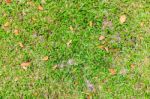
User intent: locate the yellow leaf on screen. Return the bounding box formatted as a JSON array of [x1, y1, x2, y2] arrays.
[[120, 15, 126, 24], [4, 22, 10, 27], [99, 35, 105, 41], [42, 56, 49, 61]]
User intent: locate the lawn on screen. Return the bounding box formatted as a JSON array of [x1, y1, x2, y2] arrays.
[[0, 0, 149, 98]]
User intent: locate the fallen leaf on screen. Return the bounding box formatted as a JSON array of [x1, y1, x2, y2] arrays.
[[14, 29, 19, 35], [120, 15, 126, 24], [140, 22, 144, 27], [5, 0, 11, 4], [89, 21, 93, 27], [69, 26, 74, 31], [109, 68, 116, 75], [42, 56, 49, 61], [99, 35, 105, 41], [38, 5, 43, 11], [131, 64, 135, 69], [14, 77, 19, 82], [41, 0, 46, 4], [104, 47, 109, 52], [119, 68, 128, 75], [4, 22, 10, 27], [19, 42, 24, 48], [21, 62, 30, 67], [98, 45, 104, 49], [66, 40, 72, 47], [21, 62, 30, 70]]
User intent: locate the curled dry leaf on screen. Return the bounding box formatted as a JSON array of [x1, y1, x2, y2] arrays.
[[109, 68, 116, 75], [38, 5, 43, 11], [99, 35, 105, 41], [42, 56, 49, 61], [14, 29, 19, 35], [19, 42, 24, 48], [120, 15, 126, 24], [5, 0, 11, 4]]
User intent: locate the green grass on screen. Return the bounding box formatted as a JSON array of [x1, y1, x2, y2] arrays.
[[0, 0, 150, 98]]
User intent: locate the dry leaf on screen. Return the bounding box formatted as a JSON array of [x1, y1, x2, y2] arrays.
[[5, 0, 11, 4], [41, 0, 46, 4], [120, 15, 126, 24], [99, 35, 105, 41], [109, 68, 116, 75], [42, 56, 49, 61], [69, 26, 74, 31], [140, 22, 144, 27], [104, 47, 109, 52], [131, 64, 135, 69], [119, 68, 128, 75], [21, 62, 30, 67], [98, 45, 104, 49], [4, 22, 10, 27], [14, 29, 19, 35], [67, 40, 72, 47], [21, 62, 30, 70], [38, 5, 43, 11], [19, 42, 24, 48], [89, 21, 93, 27]]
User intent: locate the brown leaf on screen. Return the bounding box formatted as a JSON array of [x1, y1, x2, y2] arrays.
[[14, 29, 19, 35], [120, 15, 126, 24], [109, 68, 116, 75], [99, 35, 105, 41], [89, 21, 93, 27], [5, 0, 11, 4], [38, 5, 43, 11], [42, 56, 49, 61], [19, 42, 24, 48], [131, 64, 135, 69]]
